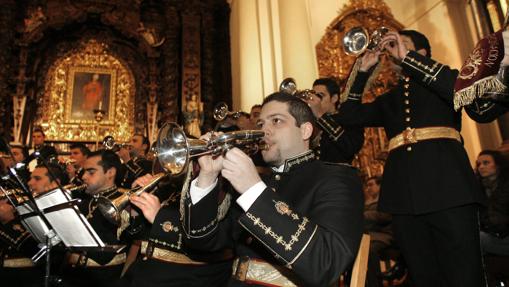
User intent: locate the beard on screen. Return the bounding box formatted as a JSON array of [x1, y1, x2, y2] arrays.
[[261, 146, 282, 167]]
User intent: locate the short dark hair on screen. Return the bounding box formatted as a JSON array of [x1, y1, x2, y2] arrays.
[[69, 143, 90, 157], [313, 78, 340, 96], [251, 104, 262, 110], [35, 162, 69, 185], [478, 150, 509, 182], [134, 134, 150, 155], [367, 175, 382, 186], [262, 92, 315, 127], [399, 30, 431, 58], [33, 127, 45, 137], [11, 145, 29, 160], [87, 149, 122, 175]]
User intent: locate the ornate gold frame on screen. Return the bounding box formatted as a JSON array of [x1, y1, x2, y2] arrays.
[[35, 39, 135, 143]]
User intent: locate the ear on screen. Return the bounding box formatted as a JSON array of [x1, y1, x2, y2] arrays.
[[106, 167, 116, 180], [300, 122, 313, 141], [416, 48, 427, 57], [331, 94, 339, 105]]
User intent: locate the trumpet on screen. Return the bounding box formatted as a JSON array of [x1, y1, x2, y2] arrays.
[[102, 136, 132, 152], [343, 26, 390, 56], [96, 173, 166, 225], [213, 102, 241, 121], [279, 78, 320, 101], [157, 122, 266, 175]]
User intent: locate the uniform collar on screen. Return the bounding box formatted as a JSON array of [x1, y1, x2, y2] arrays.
[[272, 150, 315, 173]]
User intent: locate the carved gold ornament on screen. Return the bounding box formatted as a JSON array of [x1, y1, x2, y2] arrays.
[[35, 39, 135, 143]]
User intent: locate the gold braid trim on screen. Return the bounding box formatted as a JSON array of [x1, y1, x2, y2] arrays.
[[117, 209, 130, 240], [340, 58, 382, 103], [179, 165, 193, 222], [453, 75, 506, 110]]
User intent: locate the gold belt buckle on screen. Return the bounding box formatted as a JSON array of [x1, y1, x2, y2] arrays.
[[402, 128, 417, 145]]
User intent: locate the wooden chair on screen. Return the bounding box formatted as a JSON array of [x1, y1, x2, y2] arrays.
[[349, 234, 371, 287]]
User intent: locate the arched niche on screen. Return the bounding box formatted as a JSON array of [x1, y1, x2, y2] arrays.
[[34, 39, 135, 143]]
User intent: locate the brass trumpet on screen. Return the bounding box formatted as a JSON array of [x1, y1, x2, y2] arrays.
[[156, 122, 266, 176], [279, 78, 320, 101], [343, 26, 390, 56], [96, 173, 166, 225], [213, 102, 241, 121], [102, 136, 132, 152]]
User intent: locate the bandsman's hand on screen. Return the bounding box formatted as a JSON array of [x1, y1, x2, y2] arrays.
[[132, 173, 154, 189], [129, 192, 161, 224], [380, 31, 408, 62], [360, 50, 382, 72], [196, 132, 224, 188], [221, 148, 261, 194], [0, 199, 15, 224]]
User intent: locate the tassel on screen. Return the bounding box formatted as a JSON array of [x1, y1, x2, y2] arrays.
[[454, 76, 507, 110]]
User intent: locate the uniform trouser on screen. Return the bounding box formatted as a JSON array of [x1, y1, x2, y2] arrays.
[[392, 204, 486, 287]]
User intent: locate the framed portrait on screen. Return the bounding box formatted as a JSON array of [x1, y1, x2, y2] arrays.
[[35, 40, 134, 143], [66, 67, 116, 124]]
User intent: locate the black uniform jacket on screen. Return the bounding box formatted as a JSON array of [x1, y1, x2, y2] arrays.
[[182, 151, 364, 287], [77, 186, 128, 265], [316, 113, 364, 164], [119, 157, 152, 189], [337, 51, 484, 215]]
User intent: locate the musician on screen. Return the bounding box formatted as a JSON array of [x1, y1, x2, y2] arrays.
[[454, 29, 509, 122], [61, 150, 129, 287], [67, 143, 90, 186], [306, 77, 365, 164], [28, 162, 69, 195], [117, 134, 152, 188], [336, 30, 485, 286], [123, 171, 233, 287], [1, 162, 68, 286], [26, 128, 58, 172], [182, 92, 364, 286]]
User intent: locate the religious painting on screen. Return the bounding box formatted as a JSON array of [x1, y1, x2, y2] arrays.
[[34, 39, 135, 143], [67, 67, 115, 121]]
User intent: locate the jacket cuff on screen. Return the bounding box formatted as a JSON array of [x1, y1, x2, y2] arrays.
[[401, 50, 444, 85], [317, 114, 345, 140]]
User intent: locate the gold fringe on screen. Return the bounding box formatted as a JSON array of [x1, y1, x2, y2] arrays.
[[453, 75, 507, 110], [340, 58, 361, 103], [118, 209, 131, 240], [179, 165, 193, 222]]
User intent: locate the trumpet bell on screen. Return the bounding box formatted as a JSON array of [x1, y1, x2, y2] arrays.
[[279, 77, 298, 95], [156, 122, 207, 175], [343, 26, 390, 56]]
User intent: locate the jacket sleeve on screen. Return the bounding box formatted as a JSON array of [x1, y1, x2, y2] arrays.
[[181, 180, 236, 252], [317, 113, 365, 159], [400, 51, 459, 107], [237, 166, 364, 286], [464, 97, 509, 123]]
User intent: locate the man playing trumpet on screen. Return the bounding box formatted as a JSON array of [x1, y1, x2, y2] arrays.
[[336, 29, 485, 286], [180, 92, 363, 286]]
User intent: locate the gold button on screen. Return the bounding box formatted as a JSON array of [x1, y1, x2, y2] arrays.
[[405, 108, 410, 113], [405, 117, 410, 122], [405, 77, 410, 82], [275, 175, 281, 181], [404, 84, 410, 89], [404, 92, 409, 96], [405, 100, 410, 105], [407, 146, 412, 151]]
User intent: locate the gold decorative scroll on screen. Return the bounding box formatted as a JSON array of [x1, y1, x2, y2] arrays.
[[35, 39, 135, 143], [181, 13, 202, 139], [316, 0, 403, 179]]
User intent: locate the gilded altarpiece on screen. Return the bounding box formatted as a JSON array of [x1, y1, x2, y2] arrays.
[[316, 0, 404, 179], [34, 39, 135, 143]]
